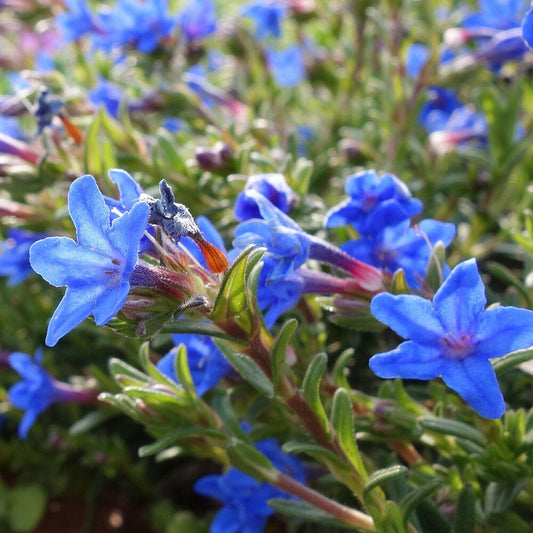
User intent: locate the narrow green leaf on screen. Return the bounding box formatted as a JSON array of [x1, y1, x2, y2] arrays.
[[161, 318, 245, 343], [214, 339, 273, 398], [363, 466, 408, 502], [302, 353, 330, 437], [416, 499, 451, 533], [138, 427, 227, 457], [331, 388, 367, 480], [331, 348, 354, 389], [226, 439, 276, 482], [69, 410, 115, 435], [268, 499, 355, 530], [174, 344, 197, 396], [419, 416, 486, 447], [282, 441, 348, 470], [272, 319, 298, 394], [211, 391, 249, 442], [83, 115, 101, 175], [108, 357, 150, 383], [493, 347, 533, 374], [452, 484, 476, 533], [400, 479, 442, 527], [156, 131, 187, 174]]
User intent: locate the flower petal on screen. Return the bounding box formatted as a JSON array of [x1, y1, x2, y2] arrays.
[[369, 341, 444, 379], [108, 168, 143, 209], [440, 356, 505, 419], [433, 258, 486, 333], [92, 280, 130, 325], [17, 409, 41, 440], [45, 284, 107, 346], [370, 292, 445, 344], [476, 306, 533, 359], [30, 237, 112, 287], [68, 175, 113, 252]]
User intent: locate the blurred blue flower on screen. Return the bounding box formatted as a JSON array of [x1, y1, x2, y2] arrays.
[[369, 258, 533, 419], [29, 175, 149, 346], [324, 170, 423, 237], [266, 45, 306, 87], [8, 350, 95, 439], [241, 1, 287, 40], [88, 79, 124, 118], [342, 219, 456, 288], [0, 229, 48, 286], [55, 0, 102, 42], [234, 173, 297, 221], [195, 437, 306, 533], [161, 117, 183, 132], [419, 88, 487, 153], [98, 0, 177, 53], [462, 0, 527, 32], [157, 334, 232, 396], [178, 0, 217, 42]]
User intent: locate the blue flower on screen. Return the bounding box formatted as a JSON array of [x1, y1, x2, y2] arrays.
[[157, 334, 232, 396], [241, 1, 287, 40], [8, 350, 97, 439], [369, 258, 533, 419], [0, 116, 24, 140], [419, 88, 487, 153], [342, 219, 456, 288], [0, 229, 47, 285], [324, 170, 423, 236], [462, 0, 527, 32], [234, 173, 297, 221], [29, 175, 150, 346], [98, 0, 178, 53], [88, 80, 124, 118], [195, 437, 305, 533], [55, 0, 102, 42], [266, 45, 306, 88], [177, 0, 217, 42]]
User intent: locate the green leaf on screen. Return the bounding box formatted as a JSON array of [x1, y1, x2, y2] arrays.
[[484, 481, 528, 516], [272, 318, 298, 394], [399, 479, 442, 528], [210, 245, 264, 336], [363, 466, 408, 503], [302, 353, 330, 437], [7, 485, 47, 533], [83, 114, 102, 175], [69, 410, 116, 435], [211, 391, 249, 442], [226, 439, 276, 482], [331, 348, 354, 389], [214, 339, 274, 398], [161, 318, 245, 343], [331, 388, 367, 479], [268, 499, 355, 530], [452, 484, 476, 533], [282, 441, 348, 470], [138, 427, 227, 457], [108, 357, 150, 385], [418, 416, 487, 447], [493, 347, 533, 374], [416, 499, 451, 533], [174, 344, 197, 396]]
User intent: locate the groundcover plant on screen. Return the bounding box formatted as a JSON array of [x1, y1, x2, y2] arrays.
[[1, 0, 533, 532]]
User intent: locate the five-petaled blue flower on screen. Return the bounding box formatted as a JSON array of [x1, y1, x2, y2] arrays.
[[342, 219, 456, 288], [324, 170, 423, 236], [0, 229, 48, 286], [29, 175, 149, 346], [369, 258, 533, 419], [157, 333, 233, 396], [195, 437, 306, 533]]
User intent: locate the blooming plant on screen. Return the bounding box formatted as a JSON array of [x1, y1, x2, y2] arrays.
[[1, 1, 533, 532]]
